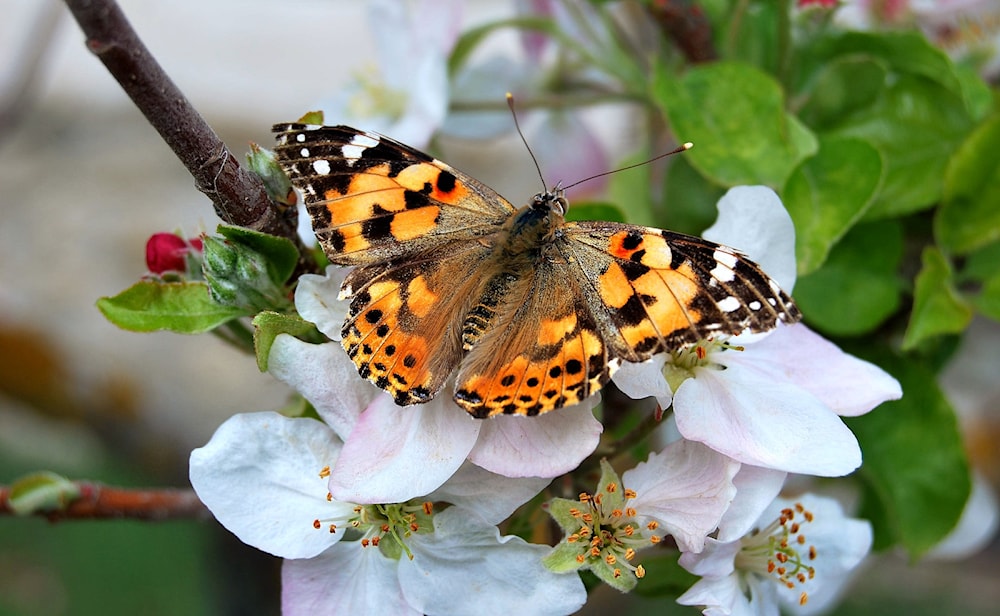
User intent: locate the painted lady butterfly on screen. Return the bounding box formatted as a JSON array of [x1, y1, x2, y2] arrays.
[[272, 123, 800, 418]]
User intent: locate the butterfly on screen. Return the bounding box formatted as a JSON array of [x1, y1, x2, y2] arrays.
[[272, 123, 800, 418]]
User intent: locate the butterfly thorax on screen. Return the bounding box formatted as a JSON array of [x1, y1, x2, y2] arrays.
[[459, 191, 568, 353], [497, 190, 567, 258]]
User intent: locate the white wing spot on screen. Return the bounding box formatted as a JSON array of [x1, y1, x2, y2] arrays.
[[312, 159, 332, 175], [717, 296, 741, 313], [749, 300, 762, 311], [300, 147, 310, 157], [710, 250, 738, 282], [768, 297, 777, 306], [296, 133, 306, 142]]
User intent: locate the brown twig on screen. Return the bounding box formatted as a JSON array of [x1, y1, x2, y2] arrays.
[[647, 0, 718, 63], [62, 0, 314, 271], [1, 483, 210, 522]]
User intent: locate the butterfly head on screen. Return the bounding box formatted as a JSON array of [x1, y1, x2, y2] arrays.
[[530, 183, 568, 217]]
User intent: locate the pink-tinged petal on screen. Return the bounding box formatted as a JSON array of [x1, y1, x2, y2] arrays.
[[612, 355, 673, 408], [426, 462, 551, 525], [673, 363, 862, 476], [329, 395, 481, 504], [268, 335, 375, 438], [469, 397, 603, 478], [703, 186, 797, 291], [676, 565, 744, 613], [282, 544, 416, 616], [189, 412, 352, 559], [744, 323, 902, 417], [624, 440, 739, 553], [400, 509, 587, 616], [294, 267, 350, 340], [716, 465, 787, 542]]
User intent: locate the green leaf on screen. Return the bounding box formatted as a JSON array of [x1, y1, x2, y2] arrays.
[[566, 201, 626, 224], [297, 110, 324, 124], [902, 247, 973, 350], [216, 224, 299, 286], [796, 56, 887, 130], [97, 280, 246, 334], [935, 113, 1000, 255], [793, 220, 904, 336], [655, 61, 818, 187], [830, 75, 975, 219], [252, 311, 325, 372], [8, 471, 80, 515], [781, 136, 883, 274], [660, 155, 725, 236], [844, 352, 971, 557], [805, 31, 965, 97], [632, 552, 697, 598], [975, 273, 1000, 322]]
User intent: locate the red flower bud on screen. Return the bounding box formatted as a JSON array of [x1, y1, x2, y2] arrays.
[[146, 233, 203, 274]]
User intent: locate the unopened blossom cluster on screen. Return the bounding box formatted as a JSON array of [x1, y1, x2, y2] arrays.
[[190, 184, 903, 615]]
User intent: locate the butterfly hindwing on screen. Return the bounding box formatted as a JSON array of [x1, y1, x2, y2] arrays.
[[562, 222, 800, 361]]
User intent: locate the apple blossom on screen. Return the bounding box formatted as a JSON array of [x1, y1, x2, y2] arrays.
[[189, 411, 586, 615], [677, 493, 873, 616]]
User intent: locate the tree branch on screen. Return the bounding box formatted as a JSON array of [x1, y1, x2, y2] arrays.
[[63, 0, 314, 271], [1, 483, 210, 521]]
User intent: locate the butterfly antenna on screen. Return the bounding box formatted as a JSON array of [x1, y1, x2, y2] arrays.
[[560, 142, 694, 192], [507, 93, 548, 193]]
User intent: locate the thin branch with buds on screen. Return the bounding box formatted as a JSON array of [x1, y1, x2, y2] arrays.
[[62, 0, 314, 272], [1, 483, 209, 521]]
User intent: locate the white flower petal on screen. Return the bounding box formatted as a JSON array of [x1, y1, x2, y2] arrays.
[[624, 440, 739, 553], [678, 536, 741, 578], [268, 335, 375, 438], [328, 395, 481, 504], [676, 570, 747, 616], [673, 362, 862, 476], [746, 324, 902, 417], [400, 508, 587, 616], [426, 461, 551, 525], [189, 412, 352, 559], [703, 186, 797, 291], [469, 396, 603, 478], [613, 355, 673, 408], [294, 267, 350, 340], [716, 465, 787, 542], [763, 495, 872, 614], [282, 543, 416, 615]]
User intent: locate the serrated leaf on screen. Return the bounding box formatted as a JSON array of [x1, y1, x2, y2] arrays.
[[8, 471, 80, 515], [655, 61, 817, 188], [805, 31, 965, 97], [296, 110, 324, 124], [830, 75, 974, 219], [216, 224, 299, 286], [797, 57, 888, 130], [252, 311, 325, 371], [844, 352, 970, 557], [793, 220, 903, 336], [902, 247, 973, 350], [97, 281, 247, 334], [782, 136, 883, 274], [935, 113, 1000, 255]]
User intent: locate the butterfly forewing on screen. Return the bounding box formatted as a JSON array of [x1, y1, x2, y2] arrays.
[[272, 123, 514, 266]]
